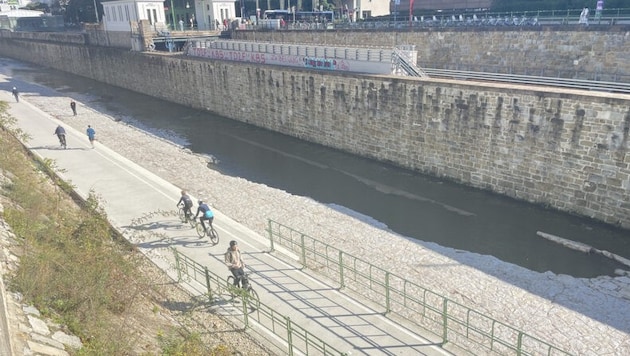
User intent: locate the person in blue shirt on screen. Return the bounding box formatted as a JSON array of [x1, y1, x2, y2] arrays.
[[194, 200, 214, 233], [86, 125, 96, 148]]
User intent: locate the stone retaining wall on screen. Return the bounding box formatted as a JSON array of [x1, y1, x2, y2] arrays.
[[0, 36, 628, 230], [234, 27, 630, 80]]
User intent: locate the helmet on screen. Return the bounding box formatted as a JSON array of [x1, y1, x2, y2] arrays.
[[230, 240, 237, 247]]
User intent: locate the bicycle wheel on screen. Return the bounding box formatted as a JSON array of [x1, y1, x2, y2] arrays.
[[208, 226, 219, 244], [187, 216, 196, 229], [177, 208, 186, 223], [247, 287, 260, 310], [226, 276, 237, 298], [195, 221, 206, 237]]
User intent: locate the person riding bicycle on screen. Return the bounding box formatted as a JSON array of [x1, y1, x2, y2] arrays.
[[194, 200, 214, 233], [225, 240, 246, 288], [53, 125, 67, 148], [176, 190, 193, 222]]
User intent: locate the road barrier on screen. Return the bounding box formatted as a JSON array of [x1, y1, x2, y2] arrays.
[[171, 248, 347, 355], [266, 219, 574, 356]]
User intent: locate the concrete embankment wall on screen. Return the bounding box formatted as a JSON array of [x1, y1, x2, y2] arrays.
[[0, 35, 629, 229]]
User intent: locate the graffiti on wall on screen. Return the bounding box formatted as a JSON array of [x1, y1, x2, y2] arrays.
[[188, 47, 353, 72]]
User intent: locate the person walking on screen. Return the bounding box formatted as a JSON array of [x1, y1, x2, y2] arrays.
[[70, 101, 77, 116], [595, 0, 604, 21], [225, 240, 245, 288], [11, 87, 19, 102], [86, 125, 96, 148], [579, 6, 589, 25]]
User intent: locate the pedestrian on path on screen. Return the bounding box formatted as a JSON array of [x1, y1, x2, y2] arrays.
[[86, 125, 96, 148], [225, 240, 245, 288], [70, 101, 77, 116], [579, 6, 589, 25], [11, 87, 19, 102]]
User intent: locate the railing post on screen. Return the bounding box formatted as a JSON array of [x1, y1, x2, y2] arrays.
[[242, 294, 250, 328], [442, 298, 448, 344], [205, 266, 212, 302], [517, 332, 523, 356], [268, 219, 275, 252], [300, 234, 307, 267], [286, 317, 294, 356], [385, 272, 391, 313], [173, 248, 182, 282], [339, 250, 345, 288]]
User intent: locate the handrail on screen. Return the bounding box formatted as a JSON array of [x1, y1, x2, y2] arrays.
[[171, 248, 347, 355], [392, 47, 428, 78], [422, 68, 630, 94], [266, 219, 575, 356]]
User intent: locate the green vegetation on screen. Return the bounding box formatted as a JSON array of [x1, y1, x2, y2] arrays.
[[0, 102, 214, 354]]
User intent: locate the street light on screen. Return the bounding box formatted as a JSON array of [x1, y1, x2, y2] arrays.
[[170, 0, 176, 30], [93, 0, 99, 22]]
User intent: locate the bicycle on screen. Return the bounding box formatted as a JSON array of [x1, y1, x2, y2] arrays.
[[57, 134, 67, 149], [177, 204, 196, 229], [194, 217, 219, 244], [227, 272, 259, 310]]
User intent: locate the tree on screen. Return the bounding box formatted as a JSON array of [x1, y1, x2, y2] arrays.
[[64, 0, 102, 24]]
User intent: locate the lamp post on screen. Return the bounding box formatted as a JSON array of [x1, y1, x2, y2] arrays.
[[93, 0, 99, 22], [170, 0, 176, 30]]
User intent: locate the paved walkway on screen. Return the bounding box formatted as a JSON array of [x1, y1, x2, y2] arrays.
[[0, 69, 629, 355], [1, 85, 453, 355]]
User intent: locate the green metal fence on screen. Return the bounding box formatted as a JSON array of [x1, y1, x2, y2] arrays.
[[171, 248, 347, 356], [266, 219, 575, 356]]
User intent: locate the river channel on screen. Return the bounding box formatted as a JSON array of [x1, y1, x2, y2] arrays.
[[4, 59, 630, 278]]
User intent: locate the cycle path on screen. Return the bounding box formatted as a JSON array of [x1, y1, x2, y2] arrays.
[[5, 93, 453, 356]]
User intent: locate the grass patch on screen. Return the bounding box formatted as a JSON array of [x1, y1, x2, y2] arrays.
[[0, 102, 220, 354]]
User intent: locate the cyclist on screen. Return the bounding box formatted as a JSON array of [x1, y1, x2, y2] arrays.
[[176, 190, 193, 222], [194, 200, 214, 233], [53, 125, 67, 149], [225, 240, 246, 288]]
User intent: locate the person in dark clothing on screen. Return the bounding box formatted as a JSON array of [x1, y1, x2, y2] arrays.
[[194, 200, 214, 233], [70, 101, 77, 116], [11, 87, 19, 102], [54, 125, 67, 149], [177, 190, 194, 222]]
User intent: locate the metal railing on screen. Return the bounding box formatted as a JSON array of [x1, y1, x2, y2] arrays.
[[393, 47, 427, 77], [238, 8, 630, 31], [266, 219, 574, 356], [417, 61, 630, 84], [171, 248, 347, 356], [421, 68, 630, 94]]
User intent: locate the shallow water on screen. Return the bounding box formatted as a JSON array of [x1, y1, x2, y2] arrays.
[[5, 59, 630, 278]]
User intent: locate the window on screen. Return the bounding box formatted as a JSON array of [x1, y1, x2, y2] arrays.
[[147, 9, 152, 23]]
